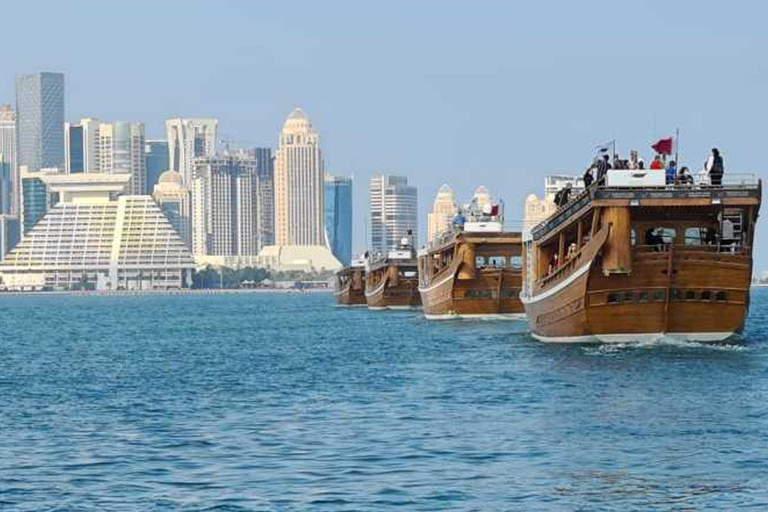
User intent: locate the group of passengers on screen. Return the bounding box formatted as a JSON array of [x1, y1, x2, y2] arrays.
[[644, 225, 720, 252], [582, 148, 725, 189]]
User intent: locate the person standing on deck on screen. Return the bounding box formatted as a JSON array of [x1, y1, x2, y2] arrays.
[[706, 148, 724, 185], [665, 160, 677, 185]]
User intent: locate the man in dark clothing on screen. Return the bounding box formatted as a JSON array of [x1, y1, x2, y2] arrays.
[[583, 166, 594, 188], [707, 148, 724, 186], [596, 156, 608, 184]]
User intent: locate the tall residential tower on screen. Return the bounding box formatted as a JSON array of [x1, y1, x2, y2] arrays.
[[165, 118, 218, 185], [273, 108, 324, 246], [369, 174, 418, 254], [190, 154, 258, 257], [427, 184, 458, 243], [98, 122, 146, 194]]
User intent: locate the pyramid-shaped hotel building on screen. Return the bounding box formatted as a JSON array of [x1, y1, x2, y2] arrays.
[[0, 173, 194, 291]]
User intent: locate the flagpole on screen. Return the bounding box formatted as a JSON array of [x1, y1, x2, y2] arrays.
[[674, 127, 680, 166]]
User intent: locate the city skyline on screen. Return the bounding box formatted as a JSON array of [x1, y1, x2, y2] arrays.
[[0, 1, 766, 266]]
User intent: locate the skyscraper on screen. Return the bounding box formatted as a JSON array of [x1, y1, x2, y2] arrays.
[[191, 154, 258, 257], [273, 108, 324, 246], [153, 170, 191, 248], [145, 139, 169, 192], [427, 184, 458, 243], [369, 174, 418, 254], [64, 118, 100, 173], [253, 147, 274, 248], [324, 174, 352, 266], [14, 72, 65, 173], [0, 105, 17, 214], [0, 161, 11, 215], [64, 123, 84, 173], [165, 118, 218, 185], [99, 122, 146, 194]]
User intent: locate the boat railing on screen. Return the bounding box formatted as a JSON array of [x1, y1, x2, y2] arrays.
[[634, 243, 749, 255], [424, 219, 526, 250], [536, 246, 585, 289], [531, 174, 761, 240]]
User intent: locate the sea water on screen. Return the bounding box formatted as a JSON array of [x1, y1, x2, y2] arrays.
[[1, 290, 767, 510]]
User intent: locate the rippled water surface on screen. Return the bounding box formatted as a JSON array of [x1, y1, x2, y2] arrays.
[[1, 290, 768, 510]]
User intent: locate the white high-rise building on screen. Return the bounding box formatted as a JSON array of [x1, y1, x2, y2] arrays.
[[190, 154, 258, 258], [153, 170, 191, 248], [99, 122, 146, 194], [369, 174, 418, 254], [0, 105, 17, 215], [165, 118, 218, 185], [427, 184, 458, 243], [273, 108, 324, 246]]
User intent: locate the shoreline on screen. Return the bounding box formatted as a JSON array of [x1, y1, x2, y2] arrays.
[[0, 288, 333, 298]]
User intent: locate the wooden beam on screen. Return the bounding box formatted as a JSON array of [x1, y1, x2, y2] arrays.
[[591, 207, 601, 236], [577, 220, 583, 248]]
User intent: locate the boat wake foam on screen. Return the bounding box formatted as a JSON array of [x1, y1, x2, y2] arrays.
[[581, 335, 749, 355]]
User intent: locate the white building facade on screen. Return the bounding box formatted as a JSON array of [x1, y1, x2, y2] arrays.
[[191, 155, 258, 258], [153, 170, 192, 248], [426, 183, 458, 243], [98, 122, 146, 195], [166, 118, 218, 185], [0, 173, 194, 291], [369, 174, 418, 254]]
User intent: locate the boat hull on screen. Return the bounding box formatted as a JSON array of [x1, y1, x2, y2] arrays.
[[523, 251, 751, 343], [365, 278, 421, 309], [419, 268, 524, 319], [334, 283, 366, 306]]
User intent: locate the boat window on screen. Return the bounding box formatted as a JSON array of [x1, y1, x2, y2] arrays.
[[715, 291, 727, 301], [671, 288, 681, 300], [638, 291, 649, 302], [607, 293, 620, 304], [624, 291, 635, 302], [487, 256, 506, 267], [684, 227, 704, 245], [510, 256, 522, 269], [659, 228, 676, 244], [400, 270, 417, 278], [701, 290, 712, 300], [630, 228, 636, 246], [475, 256, 486, 267], [652, 290, 666, 301], [684, 290, 696, 300]]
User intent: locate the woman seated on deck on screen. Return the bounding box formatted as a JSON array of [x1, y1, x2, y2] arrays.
[[676, 166, 694, 185]]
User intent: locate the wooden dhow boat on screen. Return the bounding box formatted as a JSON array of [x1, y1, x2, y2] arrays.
[[334, 259, 366, 306], [520, 168, 761, 343], [418, 205, 524, 319], [365, 237, 421, 309]]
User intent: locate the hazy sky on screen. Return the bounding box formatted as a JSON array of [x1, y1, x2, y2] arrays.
[[1, 1, 766, 266]]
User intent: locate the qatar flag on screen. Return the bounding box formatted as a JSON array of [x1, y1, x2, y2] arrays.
[[651, 137, 674, 155]]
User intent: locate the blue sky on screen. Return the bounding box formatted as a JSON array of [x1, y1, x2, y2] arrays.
[[1, 0, 766, 266]]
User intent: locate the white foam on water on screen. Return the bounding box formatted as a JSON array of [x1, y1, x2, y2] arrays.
[[581, 335, 750, 355]]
